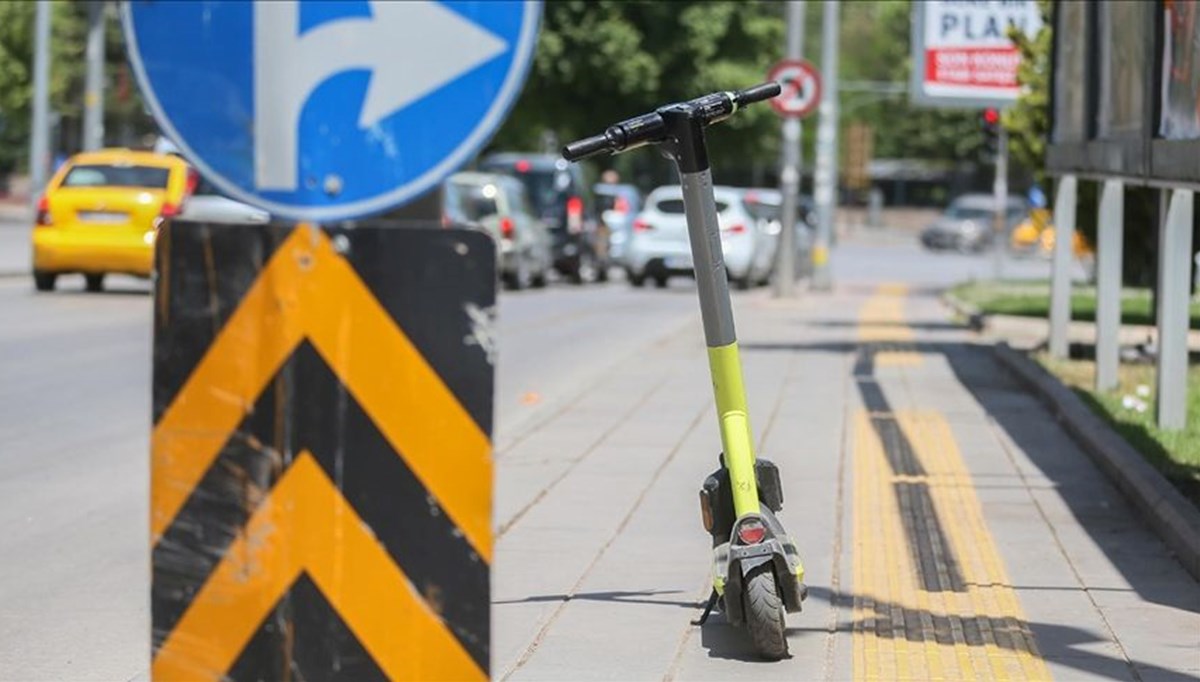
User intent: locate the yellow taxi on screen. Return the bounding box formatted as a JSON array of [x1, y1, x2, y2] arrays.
[[1010, 207, 1094, 258], [31, 149, 194, 292]]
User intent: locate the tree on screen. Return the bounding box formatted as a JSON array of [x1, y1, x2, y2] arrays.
[[0, 2, 85, 174], [0, 1, 154, 177], [488, 1, 785, 185], [1003, 0, 1051, 187], [838, 1, 989, 163]]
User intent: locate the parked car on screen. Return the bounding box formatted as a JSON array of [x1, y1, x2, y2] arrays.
[[31, 148, 193, 292], [444, 171, 553, 290], [741, 188, 816, 281], [594, 183, 643, 267], [920, 193, 1027, 253], [478, 153, 609, 284], [626, 185, 774, 289]]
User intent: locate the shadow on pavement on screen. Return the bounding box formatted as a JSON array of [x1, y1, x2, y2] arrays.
[[492, 589, 703, 610], [802, 318, 967, 332]]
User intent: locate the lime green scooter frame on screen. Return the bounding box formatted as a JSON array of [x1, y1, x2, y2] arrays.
[[708, 342, 760, 517]]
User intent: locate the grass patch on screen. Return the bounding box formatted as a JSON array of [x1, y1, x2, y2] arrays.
[[950, 279, 1200, 328], [1034, 352, 1200, 508]]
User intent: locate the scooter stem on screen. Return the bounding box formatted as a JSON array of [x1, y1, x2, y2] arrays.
[[662, 106, 761, 518]]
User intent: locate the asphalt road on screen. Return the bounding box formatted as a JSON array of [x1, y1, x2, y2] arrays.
[[0, 229, 1059, 679]]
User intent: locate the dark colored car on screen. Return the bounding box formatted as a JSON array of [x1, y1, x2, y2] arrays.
[[921, 194, 1027, 253], [478, 153, 609, 283]]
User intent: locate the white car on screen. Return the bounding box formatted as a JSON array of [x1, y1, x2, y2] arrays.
[[625, 186, 774, 289]]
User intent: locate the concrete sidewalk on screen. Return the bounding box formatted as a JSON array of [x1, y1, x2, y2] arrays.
[[491, 283, 1200, 680]]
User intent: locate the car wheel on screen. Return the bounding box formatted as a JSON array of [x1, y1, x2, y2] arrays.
[[570, 252, 596, 285], [505, 259, 531, 291], [531, 268, 548, 288], [628, 270, 646, 288], [33, 271, 57, 292], [653, 274, 669, 289], [85, 274, 105, 292]]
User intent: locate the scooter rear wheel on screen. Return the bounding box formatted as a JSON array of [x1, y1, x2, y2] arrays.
[[743, 564, 788, 660]]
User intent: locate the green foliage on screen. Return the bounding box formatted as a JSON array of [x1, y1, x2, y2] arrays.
[[1003, 0, 1051, 186], [838, 0, 987, 163], [950, 279, 1200, 328], [0, 2, 154, 176], [0, 1, 87, 172], [488, 1, 785, 178]]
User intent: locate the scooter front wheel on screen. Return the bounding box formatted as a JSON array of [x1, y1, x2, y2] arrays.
[[743, 564, 788, 660]]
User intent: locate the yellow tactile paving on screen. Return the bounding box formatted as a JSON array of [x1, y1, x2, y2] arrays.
[[851, 284, 1049, 681], [857, 284, 921, 367], [851, 411, 1049, 681]]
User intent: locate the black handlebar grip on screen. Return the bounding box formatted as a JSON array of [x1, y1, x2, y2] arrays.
[[735, 82, 782, 106], [562, 133, 614, 162]]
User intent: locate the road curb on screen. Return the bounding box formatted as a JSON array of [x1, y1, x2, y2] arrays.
[[992, 341, 1200, 582], [942, 290, 987, 332]]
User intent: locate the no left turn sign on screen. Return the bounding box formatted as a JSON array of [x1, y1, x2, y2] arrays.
[[768, 59, 821, 119]]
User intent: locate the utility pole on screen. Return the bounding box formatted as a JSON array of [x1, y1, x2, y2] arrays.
[[83, 1, 106, 151], [992, 126, 1008, 280], [812, 0, 838, 291], [29, 1, 52, 208], [775, 0, 804, 298]]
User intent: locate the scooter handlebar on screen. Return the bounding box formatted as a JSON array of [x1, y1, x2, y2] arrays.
[[562, 132, 615, 162], [734, 81, 782, 107], [562, 82, 780, 163]]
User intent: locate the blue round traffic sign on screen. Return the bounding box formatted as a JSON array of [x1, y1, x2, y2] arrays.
[[123, 1, 541, 222]]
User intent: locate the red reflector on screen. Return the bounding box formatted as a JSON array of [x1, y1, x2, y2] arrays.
[[35, 196, 52, 226], [184, 168, 199, 196], [160, 202, 181, 218], [722, 223, 746, 234], [500, 216, 514, 239], [515, 160, 531, 173], [737, 521, 767, 545], [566, 196, 583, 217], [633, 218, 652, 232], [614, 196, 630, 213]]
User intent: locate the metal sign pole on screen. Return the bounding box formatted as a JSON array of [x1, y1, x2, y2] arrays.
[[29, 2, 51, 210], [1156, 189, 1194, 430], [812, 0, 839, 291], [1094, 180, 1124, 392], [1049, 175, 1077, 359], [775, 0, 804, 299], [83, 1, 106, 151], [992, 127, 1008, 280]]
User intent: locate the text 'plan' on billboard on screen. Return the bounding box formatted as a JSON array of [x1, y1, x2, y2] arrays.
[[911, 0, 1043, 108]]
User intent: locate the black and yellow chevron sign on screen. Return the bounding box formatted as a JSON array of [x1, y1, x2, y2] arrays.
[[150, 223, 495, 680]]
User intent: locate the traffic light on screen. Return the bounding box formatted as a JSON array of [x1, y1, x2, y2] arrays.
[[980, 108, 1001, 157]]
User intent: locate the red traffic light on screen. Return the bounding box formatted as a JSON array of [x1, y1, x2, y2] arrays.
[[983, 108, 1000, 125]]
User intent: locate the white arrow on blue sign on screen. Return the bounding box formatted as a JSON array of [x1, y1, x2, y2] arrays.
[[123, 0, 541, 222]]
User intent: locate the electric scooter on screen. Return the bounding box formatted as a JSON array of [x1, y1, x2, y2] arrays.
[[563, 82, 807, 660]]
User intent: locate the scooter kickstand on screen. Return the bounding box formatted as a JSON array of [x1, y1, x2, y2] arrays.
[[692, 589, 719, 626]]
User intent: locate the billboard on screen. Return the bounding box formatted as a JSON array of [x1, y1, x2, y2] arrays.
[[1161, 0, 1200, 140], [911, 0, 1044, 108]]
